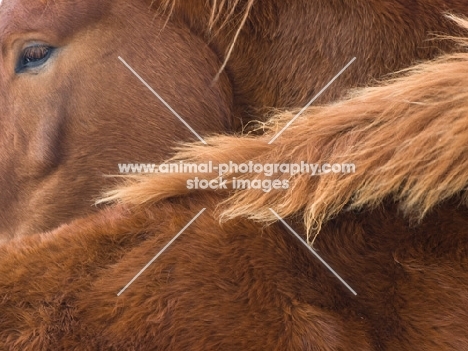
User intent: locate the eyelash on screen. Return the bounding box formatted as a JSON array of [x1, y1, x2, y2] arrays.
[[16, 45, 54, 73]]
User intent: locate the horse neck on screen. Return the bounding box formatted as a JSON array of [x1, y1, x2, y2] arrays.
[[161, 0, 468, 119]]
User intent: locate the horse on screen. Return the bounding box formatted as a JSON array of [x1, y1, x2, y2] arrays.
[[0, 17, 467, 350], [0, 0, 234, 238], [2, 0, 468, 239], [158, 0, 468, 114]]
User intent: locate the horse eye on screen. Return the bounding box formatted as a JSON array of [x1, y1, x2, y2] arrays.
[[16, 45, 54, 73]]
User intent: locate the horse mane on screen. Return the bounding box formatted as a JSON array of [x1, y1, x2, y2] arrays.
[[101, 15, 468, 242], [156, 0, 256, 32], [155, 0, 256, 80]]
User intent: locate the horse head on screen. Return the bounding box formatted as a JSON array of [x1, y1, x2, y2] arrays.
[[0, 0, 233, 237]]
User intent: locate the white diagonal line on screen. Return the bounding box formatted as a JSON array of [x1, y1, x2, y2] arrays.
[[118, 56, 207, 145], [268, 57, 356, 144], [269, 208, 357, 295], [117, 208, 206, 296]]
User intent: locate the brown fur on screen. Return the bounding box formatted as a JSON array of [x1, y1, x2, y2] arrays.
[[3, 0, 468, 239], [157, 0, 468, 117], [104, 16, 468, 241], [0, 19, 468, 350], [0, 0, 233, 237]]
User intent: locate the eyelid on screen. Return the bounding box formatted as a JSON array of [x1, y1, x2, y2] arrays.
[[15, 44, 55, 74], [23, 45, 50, 60]]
